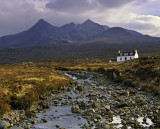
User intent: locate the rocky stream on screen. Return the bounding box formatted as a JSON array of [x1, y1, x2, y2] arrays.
[[0, 70, 160, 129]]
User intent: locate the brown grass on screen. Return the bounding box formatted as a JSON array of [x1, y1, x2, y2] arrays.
[[61, 56, 160, 95], [0, 61, 72, 116], [0, 56, 159, 116]]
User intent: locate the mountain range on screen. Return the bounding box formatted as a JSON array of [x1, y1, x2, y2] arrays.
[[0, 19, 160, 62]]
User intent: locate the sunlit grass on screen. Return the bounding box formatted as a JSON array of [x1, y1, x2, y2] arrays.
[[62, 56, 160, 95], [0, 56, 159, 117], [0, 61, 72, 116], [22, 78, 45, 81]]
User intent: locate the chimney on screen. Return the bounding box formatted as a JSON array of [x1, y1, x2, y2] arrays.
[[135, 49, 137, 53]]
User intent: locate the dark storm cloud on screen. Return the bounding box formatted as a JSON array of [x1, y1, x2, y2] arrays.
[[0, 0, 160, 37], [46, 0, 134, 12], [46, 0, 96, 13], [0, 0, 47, 37]]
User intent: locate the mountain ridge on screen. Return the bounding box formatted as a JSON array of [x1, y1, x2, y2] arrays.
[[0, 19, 160, 63], [0, 19, 154, 48]]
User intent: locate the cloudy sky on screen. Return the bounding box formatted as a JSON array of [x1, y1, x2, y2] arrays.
[[0, 0, 160, 37]]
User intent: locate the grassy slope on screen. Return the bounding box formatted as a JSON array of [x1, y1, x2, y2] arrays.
[[0, 61, 72, 116], [63, 57, 160, 95]]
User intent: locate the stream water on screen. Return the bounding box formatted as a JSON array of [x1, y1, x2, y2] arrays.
[[29, 71, 156, 129]]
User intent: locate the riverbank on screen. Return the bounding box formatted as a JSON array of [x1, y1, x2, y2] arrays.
[[64, 70, 160, 128], [57, 56, 160, 128], [1, 70, 159, 129], [0, 61, 72, 128], [61, 56, 160, 95], [0, 57, 160, 128]]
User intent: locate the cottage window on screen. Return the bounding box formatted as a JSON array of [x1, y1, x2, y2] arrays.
[[124, 53, 128, 56], [130, 57, 132, 59], [120, 57, 122, 60]]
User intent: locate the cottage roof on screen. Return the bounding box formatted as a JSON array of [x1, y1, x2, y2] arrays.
[[117, 51, 136, 56]]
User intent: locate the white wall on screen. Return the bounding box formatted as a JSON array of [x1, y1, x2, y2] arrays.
[[134, 50, 139, 58], [117, 56, 135, 62], [135, 53, 139, 58]]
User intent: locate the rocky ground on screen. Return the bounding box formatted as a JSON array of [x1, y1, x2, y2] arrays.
[[0, 70, 160, 129]]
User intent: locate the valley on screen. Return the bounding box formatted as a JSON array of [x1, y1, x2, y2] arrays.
[[0, 57, 160, 128], [1, 0, 160, 129]]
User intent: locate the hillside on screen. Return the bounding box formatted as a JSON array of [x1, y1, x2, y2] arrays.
[[0, 19, 109, 48], [61, 57, 160, 95], [0, 19, 160, 63], [0, 40, 160, 63], [0, 19, 159, 49]]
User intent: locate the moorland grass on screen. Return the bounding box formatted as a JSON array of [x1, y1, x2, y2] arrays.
[[0, 56, 160, 120], [0, 61, 72, 116], [61, 56, 160, 95]]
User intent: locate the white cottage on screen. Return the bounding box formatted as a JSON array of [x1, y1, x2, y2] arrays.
[[117, 50, 138, 62]]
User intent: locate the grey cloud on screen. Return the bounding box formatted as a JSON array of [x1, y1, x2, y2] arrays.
[[0, 0, 160, 37], [46, 0, 96, 13], [46, 0, 134, 12], [0, 0, 46, 37], [98, 0, 133, 8], [127, 22, 160, 36], [122, 22, 156, 30], [133, 0, 160, 16]]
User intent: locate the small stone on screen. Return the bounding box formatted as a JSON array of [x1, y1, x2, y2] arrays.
[[31, 121, 37, 124], [24, 125, 30, 129], [95, 114, 102, 120], [71, 105, 80, 113], [93, 118, 98, 123], [16, 117, 20, 122], [56, 124, 60, 128], [41, 118, 48, 123]]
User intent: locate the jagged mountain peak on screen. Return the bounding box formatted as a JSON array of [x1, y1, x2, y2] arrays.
[[81, 19, 109, 30], [0, 19, 151, 48], [35, 19, 51, 26], [82, 19, 96, 25], [31, 19, 55, 31]]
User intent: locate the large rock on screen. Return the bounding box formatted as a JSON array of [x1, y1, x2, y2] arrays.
[[104, 105, 110, 111], [94, 114, 102, 120]]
